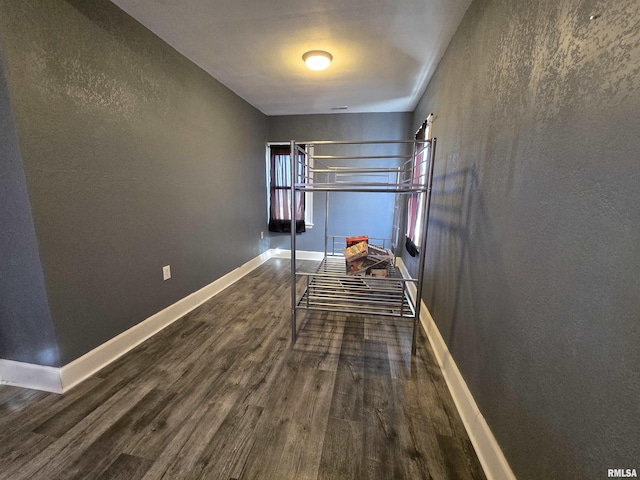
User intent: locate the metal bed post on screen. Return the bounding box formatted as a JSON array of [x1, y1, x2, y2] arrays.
[[393, 165, 402, 268], [290, 140, 298, 343], [324, 192, 329, 258], [411, 138, 437, 354]]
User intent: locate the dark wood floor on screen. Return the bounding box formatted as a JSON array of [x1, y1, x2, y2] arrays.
[[0, 259, 486, 480]]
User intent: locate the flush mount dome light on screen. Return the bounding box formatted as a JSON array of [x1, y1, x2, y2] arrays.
[[302, 50, 333, 71]]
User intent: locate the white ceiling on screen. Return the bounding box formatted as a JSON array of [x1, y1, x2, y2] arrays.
[[111, 0, 471, 116]]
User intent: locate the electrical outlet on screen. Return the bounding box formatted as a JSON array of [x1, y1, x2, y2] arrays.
[[163, 265, 171, 280], [260, 231, 264, 239]]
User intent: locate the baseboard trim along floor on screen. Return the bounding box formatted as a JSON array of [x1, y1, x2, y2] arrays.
[[1, 249, 275, 394], [395, 258, 515, 480], [1, 250, 512, 480], [0, 359, 63, 393]]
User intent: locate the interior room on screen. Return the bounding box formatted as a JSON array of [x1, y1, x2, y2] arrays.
[[1, 1, 638, 479]]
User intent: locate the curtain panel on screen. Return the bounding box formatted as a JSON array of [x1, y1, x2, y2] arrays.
[[405, 121, 428, 257], [268, 145, 306, 234]]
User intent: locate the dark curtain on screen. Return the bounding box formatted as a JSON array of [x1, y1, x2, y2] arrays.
[[268, 145, 306, 234]]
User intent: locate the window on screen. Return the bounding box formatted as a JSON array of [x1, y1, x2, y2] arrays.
[[405, 115, 433, 256], [267, 144, 311, 233]]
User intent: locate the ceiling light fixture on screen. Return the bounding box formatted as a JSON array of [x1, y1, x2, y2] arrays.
[[302, 50, 333, 71]]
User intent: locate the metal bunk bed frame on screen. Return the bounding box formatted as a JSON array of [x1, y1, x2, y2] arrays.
[[289, 139, 436, 354]]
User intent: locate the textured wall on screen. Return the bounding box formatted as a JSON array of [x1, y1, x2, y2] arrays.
[[0, 50, 60, 366], [268, 112, 412, 252], [0, 0, 268, 365], [411, 0, 640, 478]]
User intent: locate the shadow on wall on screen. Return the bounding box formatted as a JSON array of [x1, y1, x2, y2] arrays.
[[427, 166, 477, 337], [418, 160, 595, 479], [427, 165, 481, 350], [425, 163, 515, 376]]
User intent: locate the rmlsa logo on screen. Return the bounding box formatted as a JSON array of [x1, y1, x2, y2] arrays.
[[608, 469, 638, 478]]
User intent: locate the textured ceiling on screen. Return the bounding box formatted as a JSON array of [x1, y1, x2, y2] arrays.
[[111, 0, 471, 115]]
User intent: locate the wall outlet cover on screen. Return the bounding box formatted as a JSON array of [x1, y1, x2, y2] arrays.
[[163, 265, 171, 280]]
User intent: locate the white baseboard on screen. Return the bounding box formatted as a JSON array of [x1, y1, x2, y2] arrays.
[[269, 248, 324, 261], [419, 306, 516, 480], [0, 250, 274, 394], [0, 359, 63, 393], [397, 256, 515, 480]]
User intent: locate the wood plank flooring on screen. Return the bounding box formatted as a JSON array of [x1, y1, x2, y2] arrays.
[[0, 258, 486, 480]]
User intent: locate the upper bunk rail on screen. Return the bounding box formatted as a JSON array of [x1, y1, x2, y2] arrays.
[[291, 139, 432, 192], [296, 139, 429, 146], [311, 167, 405, 174], [310, 154, 413, 160], [293, 183, 428, 193]]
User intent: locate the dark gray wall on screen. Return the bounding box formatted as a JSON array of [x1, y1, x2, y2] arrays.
[[0, 0, 268, 365], [0, 50, 60, 367], [410, 0, 640, 478], [268, 112, 412, 252]]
